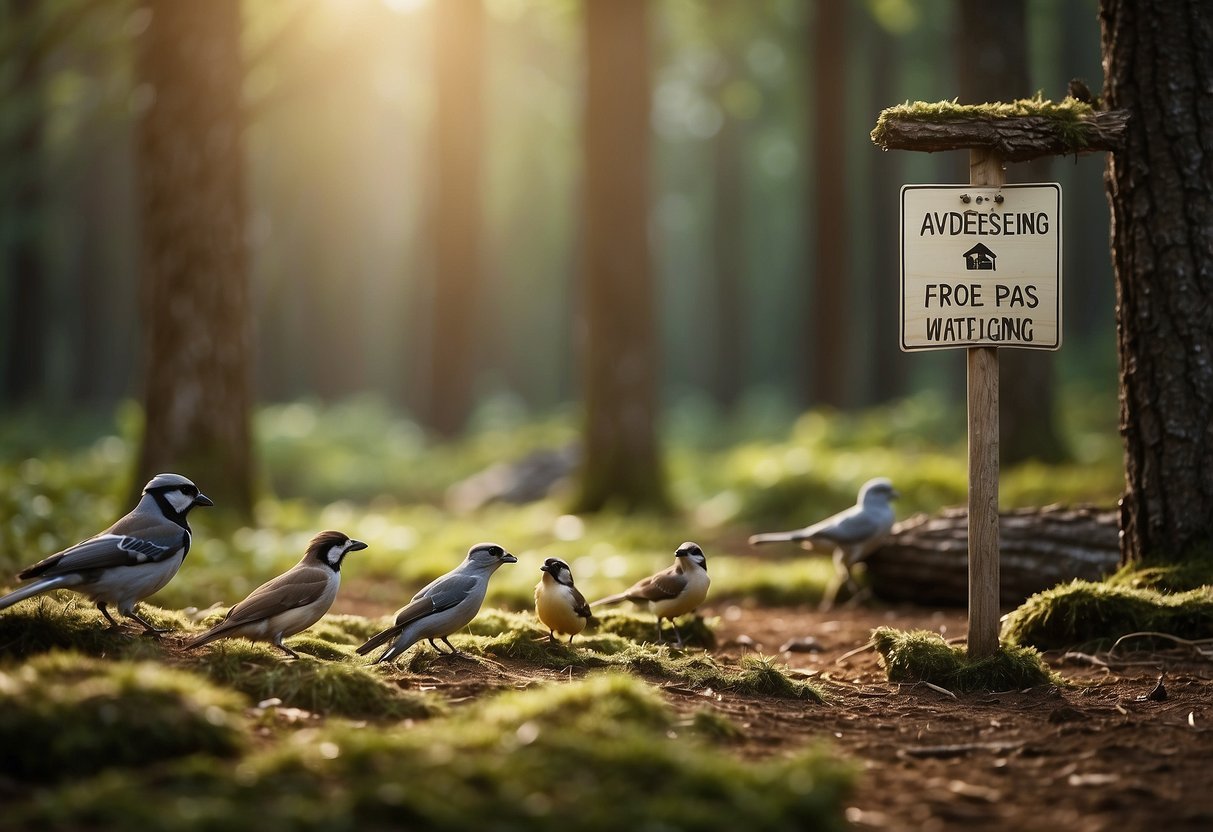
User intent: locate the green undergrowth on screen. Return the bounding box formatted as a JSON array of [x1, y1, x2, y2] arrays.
[[872, 627, 1058, 693], [0, 596, 193, 660], [1002, 580, 1213, 651], [0, 652, 247, 782], [8, 674, 853, 832]]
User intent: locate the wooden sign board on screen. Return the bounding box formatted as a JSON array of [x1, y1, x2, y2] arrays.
[[900, 183, 1061, 351]]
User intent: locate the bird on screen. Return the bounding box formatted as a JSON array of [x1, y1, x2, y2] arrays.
[[355, 542, 517, 664], [534, 557, 592, 645], [0, 472, 213, 633], [184, 530, 367, 659], [592, 542, 710, 647], [748, 477, 899, 611]]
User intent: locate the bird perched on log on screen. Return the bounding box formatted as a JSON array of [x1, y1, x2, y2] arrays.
[[356, 542, 516, 664], [749, 478, 898, 611], [0, 473, 213, 633], [184, 530, 367, 659], [592, 542, 710, 647], [534, 557, 593, 645]]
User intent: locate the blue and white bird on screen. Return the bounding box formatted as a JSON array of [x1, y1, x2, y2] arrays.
[[356, 542, 517, 664], [0, 473, 213, 632], [749, 478, 898, 610]]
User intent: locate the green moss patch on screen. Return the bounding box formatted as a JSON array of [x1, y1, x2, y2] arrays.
[[872, 627, 1057, 693], [0, 596, 193, 660], [11, 674, 852, 831], [593, 608, 717, 648], [190, 640, 439, 720], [0, 652, 246, 781], [1002, 580, 1213, 651]]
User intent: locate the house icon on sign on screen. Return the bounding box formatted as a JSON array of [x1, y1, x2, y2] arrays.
[[963, 243, 997, 271]]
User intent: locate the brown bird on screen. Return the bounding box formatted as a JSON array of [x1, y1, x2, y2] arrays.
[[185, 530, 366, 659], [592, 542, 710, 647]]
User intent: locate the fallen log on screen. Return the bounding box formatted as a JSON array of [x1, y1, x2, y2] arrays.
[[865, 505, 1120, 608]]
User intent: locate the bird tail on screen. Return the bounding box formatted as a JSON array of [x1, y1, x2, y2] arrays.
[[748, 531, 808, 546], [589, 592, 629, 608], [355, 624, 405, 657], [183, 625, 228, 651], [0, 576, 72, 612]]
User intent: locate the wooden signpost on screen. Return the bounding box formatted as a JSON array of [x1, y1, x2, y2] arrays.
[[872, 100, 1126, 659]]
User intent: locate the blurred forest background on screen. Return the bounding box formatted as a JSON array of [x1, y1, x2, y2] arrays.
[[0, 0, 1116, 515]]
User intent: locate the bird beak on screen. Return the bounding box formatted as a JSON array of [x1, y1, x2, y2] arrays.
[[195, 493, 215, 507], [539, 564, 550, 574], [347, 539, 368, 552], [502, 553, 518, 564]]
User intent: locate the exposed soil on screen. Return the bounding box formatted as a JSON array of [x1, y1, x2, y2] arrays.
[[384, 601, 1213, 832]]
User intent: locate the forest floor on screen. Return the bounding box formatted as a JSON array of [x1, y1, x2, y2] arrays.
[[367, 598, 1213, 832]]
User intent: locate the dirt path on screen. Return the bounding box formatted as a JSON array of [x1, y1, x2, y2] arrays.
[[404, 602, 1213, 831]]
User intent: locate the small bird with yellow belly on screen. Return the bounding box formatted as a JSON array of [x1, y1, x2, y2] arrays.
[[534, 557, 592, 645]]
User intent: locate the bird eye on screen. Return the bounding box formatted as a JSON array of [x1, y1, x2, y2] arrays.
[[491, 546, 503, 557]]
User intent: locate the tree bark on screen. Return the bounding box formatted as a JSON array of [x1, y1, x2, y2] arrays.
[[134, 0, 254, 517], [872, 110, 1128, 159], [805, 0, 849, 407], [866, 506, 1120, 607], [1101, 0, 1213, 563], [422, 0, 486, 437], [572, 0, 670, 513]]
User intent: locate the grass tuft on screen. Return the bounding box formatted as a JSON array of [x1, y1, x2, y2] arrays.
[[0, 652, 246, 781], [593, 608, 717, 648], [1002, 580, 1213, 651], [872, 627, 1057, 693], [189, 640, 439, 720], [0, 596, 191, 660]]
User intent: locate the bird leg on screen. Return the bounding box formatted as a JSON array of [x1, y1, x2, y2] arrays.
[[668, 618, 686, 648], [567, 633, 575, 646], [97, 602, 122, 630], [427, 638, 450, 654], [654, 617, 665, 643], [441, 637, 462, 655], [273, 640, 302, 660], [126, 606, 171, 635]]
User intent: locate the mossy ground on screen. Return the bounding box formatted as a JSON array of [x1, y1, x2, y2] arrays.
[[1002, 580, 1213, 652], [872, 626, 1058, 693]]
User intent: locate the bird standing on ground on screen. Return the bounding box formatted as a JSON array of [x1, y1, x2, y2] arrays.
[[0, 473, 213, 633], [592, 542, 710, 647], [356, 542, 517, 664], [748, 477, 898, 611], [534, 557, 592, 645], [184, 530, 367, 659]]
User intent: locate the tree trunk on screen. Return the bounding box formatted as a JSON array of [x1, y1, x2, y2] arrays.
[[133, 0, 254, 517], [2, 0, 45, 406], [710, 49, 745, 412], [572, 0, 669, 513], [422, 0, 485, 437], [866, 506, 1120, 606], [1101, 0, 1213, 564], [805, 0, 849, 407], [954, 0, 1068, 465]]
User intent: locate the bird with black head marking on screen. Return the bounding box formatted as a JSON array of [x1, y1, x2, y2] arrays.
[[356, 542, 517, 664], [592, 542, 710, 647], [534, 557, 593, 645], [185, 530, 367, 659], [0, 473, 213, 633]]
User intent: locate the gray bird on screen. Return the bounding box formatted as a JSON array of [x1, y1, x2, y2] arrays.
[[592, 542, 710, 647], [0, 473, 213, 633], [534, 557, 593, 645], [749, 477, 899, 610], [355, 542, 517, 664], [184, 530, 367, 659]]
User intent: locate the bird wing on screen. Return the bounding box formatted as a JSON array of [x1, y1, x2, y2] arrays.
[[627, 566, 687, 602], [569, 585, 593, 620], [17, 529, 182, 580], [394, 573, 478, 627], [212, 565, 332, 629], [805, 508, 883, 545]]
